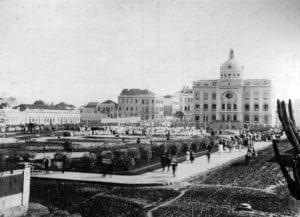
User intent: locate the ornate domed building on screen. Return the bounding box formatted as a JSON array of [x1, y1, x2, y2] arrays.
[[193, 49, 272, 129]]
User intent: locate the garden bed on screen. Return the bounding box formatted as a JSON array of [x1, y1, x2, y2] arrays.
[[30, 179, 180, 217], [153, 185, 297, 217]]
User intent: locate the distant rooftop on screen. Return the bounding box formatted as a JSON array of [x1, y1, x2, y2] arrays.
[[119, 89, 156, 96], [14, 100, 75, 111], [85, 102, 99, 108], [178, 86, 193, 94], [101, 100, 118, 105]]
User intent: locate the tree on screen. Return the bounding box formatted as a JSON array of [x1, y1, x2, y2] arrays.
[[174, 111, 184, 121]]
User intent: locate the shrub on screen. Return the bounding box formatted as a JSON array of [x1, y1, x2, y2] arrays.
[[139, 146, 152, 162], [63, 140, 73, 153], [70, 153, 96, 170], [54, 152, 67, 161], [112, 156, 133, 171], [151, 144, 165, 159], [19, 151, 36, 162], [167, 143, 177, 156], [127, 148, 140, 160]]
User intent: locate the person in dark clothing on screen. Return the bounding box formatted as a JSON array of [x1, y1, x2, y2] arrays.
[[206, 144, 212, 163], [171, 156, 177, 177], [190, 151, 195, 164], [161, 154, 167, 172], [136, 137, 140, 144], [166, 154, 171, 171], [222, 139, 226, 151], [44, 157, 50, 174], [62, 155, 67, 173]]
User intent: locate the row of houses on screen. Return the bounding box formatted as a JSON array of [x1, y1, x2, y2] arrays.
[[79, 87, 194, 125], [0, 50, 278, 129]]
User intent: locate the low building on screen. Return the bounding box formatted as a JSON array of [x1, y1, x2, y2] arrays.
[[97, 100, 118, 118], [0, 101, 81, 127], [118, 89, 164, 121], [79, 102, 107, 126]]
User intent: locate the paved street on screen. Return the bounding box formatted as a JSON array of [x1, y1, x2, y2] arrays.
[[32, 141, 272, 186]]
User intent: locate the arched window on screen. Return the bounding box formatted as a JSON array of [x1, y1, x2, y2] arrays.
[[254, 104, 259, 111], [227, 115, 231, 121], [263, 104, 268, 111], [245, 104, 250, 111], [244, 115, 249, 122]]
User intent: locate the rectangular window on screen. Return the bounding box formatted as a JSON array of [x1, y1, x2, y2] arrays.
[[244, 92, 250, 100], [212, 115, 216, 121], [195, 104, 200, 109], [264, 115, 269, 124], [222, 104, 225, 110], [195, 115, 199, 121], [263, 92, 269, 100], [227, 104, 231, 110], [264, 104, 268, 111], [204, 92, 208, 100], [233, 104, 237, 110], [212, 93, 216, 100], [203, 104, 208, 110], [212, 104, 216, 110], [195, 92, 200, 100], [254, 91, 259, 100]]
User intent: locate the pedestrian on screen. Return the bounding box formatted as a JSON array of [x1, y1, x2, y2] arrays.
[[62, 155, 67, 174], [171, 156, 177, 177], [206, 144, 212, 163], [166, 153, 171, 171], [161, 153, 167, 172], [186, 150, 190, 163], [222, 139, 226, 151], [190, 151, 195, 164], [44, 157, 50, 174]]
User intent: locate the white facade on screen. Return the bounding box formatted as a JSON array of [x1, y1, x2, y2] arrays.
[[0, 108, 80, 126], [193, 49, 272, 129], [175, 87, 194, 120], [118, 89, 164, 120]]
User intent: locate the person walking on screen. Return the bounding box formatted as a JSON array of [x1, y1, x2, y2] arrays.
[[206, 144, 212, 163], [62, 155, 67, 174], [166, 154, 171, 171], [190, 151, 195, 164], [171, 156, 178, 177], [44, 157, 50, 174], [186, 150, 190, 163], [161, 153, 167, 172]]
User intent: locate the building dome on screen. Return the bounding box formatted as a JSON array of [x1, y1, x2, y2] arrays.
[[220, 49, 244, 79]]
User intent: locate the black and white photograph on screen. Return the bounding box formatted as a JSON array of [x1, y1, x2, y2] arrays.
[[0, 0, 300, 216]]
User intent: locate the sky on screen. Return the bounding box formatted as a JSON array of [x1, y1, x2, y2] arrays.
[[0, 0, 300, 107]]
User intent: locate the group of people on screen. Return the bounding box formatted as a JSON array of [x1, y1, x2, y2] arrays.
[[160, 153, 178, 177]]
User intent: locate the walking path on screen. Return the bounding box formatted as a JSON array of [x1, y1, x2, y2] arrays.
[[32, 141, 272, 186]]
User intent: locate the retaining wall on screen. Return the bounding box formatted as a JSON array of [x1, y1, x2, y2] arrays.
[[0, 167, 30, 217]]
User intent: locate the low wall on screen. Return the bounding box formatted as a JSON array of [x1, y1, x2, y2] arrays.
[[0, 167, 30, 217]]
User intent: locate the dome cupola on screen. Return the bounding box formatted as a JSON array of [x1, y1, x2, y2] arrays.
[[220, 49, 244, 79]]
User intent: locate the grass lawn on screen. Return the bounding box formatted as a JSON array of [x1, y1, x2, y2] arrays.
[[30, 179, 180, 216], [190, 140, 292, 189], [153, 140, 298, 217]]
